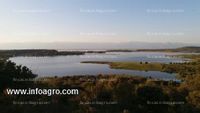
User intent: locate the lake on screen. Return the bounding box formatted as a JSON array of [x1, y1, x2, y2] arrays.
[[10, 52, 186, 80]]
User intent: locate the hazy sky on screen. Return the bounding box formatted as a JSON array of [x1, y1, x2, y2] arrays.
[[0, 0, 199, 44]]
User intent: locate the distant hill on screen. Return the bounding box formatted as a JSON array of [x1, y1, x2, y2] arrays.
[[0, 49, 108, 58], [0, 49, 85, 57], [1, 47, 199, 58], [136, 46, 200, 53], [0, 42, 199, 50]]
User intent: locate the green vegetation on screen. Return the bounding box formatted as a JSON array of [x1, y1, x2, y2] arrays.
[[106, 49, 135, 52], [82, 61, 163, 71], [162, 54, 200, 79], [110, 62, 162, 71], [136, 46, 200, 53], [176, 54, 200, 61], [0, 49, 85, 57], [0, 58, 37, 92], [85, 50, 106, 53]]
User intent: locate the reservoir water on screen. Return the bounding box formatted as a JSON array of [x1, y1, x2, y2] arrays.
[[10, 52, 186, 80]]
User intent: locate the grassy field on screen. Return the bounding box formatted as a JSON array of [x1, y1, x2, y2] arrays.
[[82, 61, 163, 71], [176, 54, 200, 61]]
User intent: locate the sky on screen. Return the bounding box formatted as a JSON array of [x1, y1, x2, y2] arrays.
[[0, 0, 200, 46]]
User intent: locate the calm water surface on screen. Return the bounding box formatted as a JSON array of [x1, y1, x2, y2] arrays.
[[10, 52, 186, 80]]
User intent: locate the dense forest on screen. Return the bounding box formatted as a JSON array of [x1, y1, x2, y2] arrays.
[[0, 54, 200, 113]]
